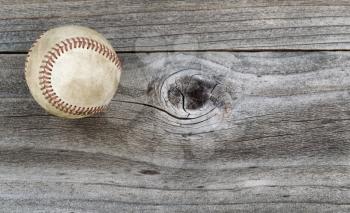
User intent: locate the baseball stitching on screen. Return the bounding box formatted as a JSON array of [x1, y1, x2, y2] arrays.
[[32, 36, 121, 116], [25, 33, 45, 74]]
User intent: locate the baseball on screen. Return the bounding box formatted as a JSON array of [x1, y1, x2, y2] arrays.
[[25, 25, 121, 119]]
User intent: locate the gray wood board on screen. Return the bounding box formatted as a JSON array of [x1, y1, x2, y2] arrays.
[[2, 0, 350, 52], [0, 52, 350, 212]]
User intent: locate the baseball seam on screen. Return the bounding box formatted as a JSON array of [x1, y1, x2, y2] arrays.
[[36, 37, 121, 116], [25, 33, 46, 73]]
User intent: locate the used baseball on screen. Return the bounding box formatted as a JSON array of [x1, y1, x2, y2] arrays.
[[25, 25, 121, 119]]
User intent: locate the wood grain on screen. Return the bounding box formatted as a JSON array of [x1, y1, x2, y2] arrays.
[[2, 0, 350, 52], [1, 52, 349, 212]]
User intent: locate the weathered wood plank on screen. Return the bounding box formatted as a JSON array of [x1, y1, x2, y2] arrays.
[[2, 0, 350, 51], [0, 52, 350, 212]]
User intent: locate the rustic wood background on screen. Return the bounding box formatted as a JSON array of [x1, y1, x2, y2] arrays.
[[1, 0, 350, 212]]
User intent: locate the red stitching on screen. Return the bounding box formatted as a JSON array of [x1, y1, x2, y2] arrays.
[[38, 37, 121, 116], [66, 39, 73, 49], [25, 32, 45, 73], [61, 41, 69, 52]]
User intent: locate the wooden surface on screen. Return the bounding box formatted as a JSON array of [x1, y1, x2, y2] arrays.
[[2, 0, 350, 51], [1, 1, 350, 213]]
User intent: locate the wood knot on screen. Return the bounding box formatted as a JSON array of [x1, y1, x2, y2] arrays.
[[160, 69, 233, 120], [167, 75, 216, 110]]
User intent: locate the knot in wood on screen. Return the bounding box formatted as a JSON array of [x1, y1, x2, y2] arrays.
[[160, 69, 228, 119]]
